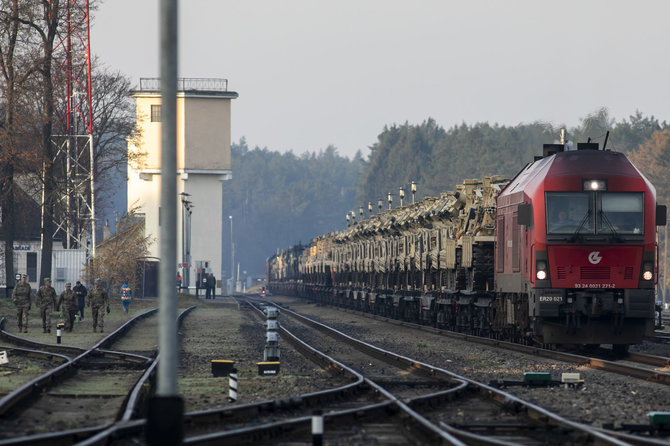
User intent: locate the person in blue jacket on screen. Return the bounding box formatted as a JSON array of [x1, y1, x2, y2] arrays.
[[121, 282, 132, 314]]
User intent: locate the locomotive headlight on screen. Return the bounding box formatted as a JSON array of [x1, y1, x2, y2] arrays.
[[583, 179, 607, 191], [643, 262, 653, 281], [536, 261, 548, 280]]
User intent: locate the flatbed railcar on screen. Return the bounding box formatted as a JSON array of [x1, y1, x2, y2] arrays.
[[268, 141, 667, 351]]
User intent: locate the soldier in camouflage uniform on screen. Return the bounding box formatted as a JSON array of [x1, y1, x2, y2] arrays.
[[56, 282, 77, 332], [36, 277, 57, 333], [87, 279, 110, 333], [11, 274, 31, 333]]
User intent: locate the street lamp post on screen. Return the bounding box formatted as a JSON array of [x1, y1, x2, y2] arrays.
[[359, 206, 364, 219], [351, 210, 356, 225], [346, 213, 350, 227], [411, 181, 417, 204], [399, 187, 405, 207], [377, 198, 383, 213], [387, 192, 393, 210], [229, 215, 234, 295], [179, 192, 191, 289], [186, 204, 192, 288], [368, 202, 373, 216]]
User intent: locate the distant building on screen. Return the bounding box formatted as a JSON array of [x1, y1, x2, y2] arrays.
[[0, 186, 87, 293], [127, 78, 238, 294]]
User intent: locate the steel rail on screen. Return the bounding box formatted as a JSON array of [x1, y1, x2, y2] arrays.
[[0, 317, 153, 365], [623, 352, 670, 368], [332, 304, 670, 385], [69, 303, 371, 446], [0, 306, 196, 446], [0, 345, 71, 364], [0, 308, 157, 417], [180, 300, 464, 445], [267, 299, 631, 446], [76, 301, 464, 445], [72, 306, 197, 446]]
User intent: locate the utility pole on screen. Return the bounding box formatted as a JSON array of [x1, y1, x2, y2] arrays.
[[146, 1, 182, 445]]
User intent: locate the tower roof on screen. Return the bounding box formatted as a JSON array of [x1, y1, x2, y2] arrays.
[[131, 78, 238, 99]]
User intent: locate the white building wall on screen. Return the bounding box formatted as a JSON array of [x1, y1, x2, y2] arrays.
[[50, 248, 88, 291], [180, 173, 224, 289], [127, 81, 237, 295], [127, 168, 161, 259], [0, 241, 87, 292]]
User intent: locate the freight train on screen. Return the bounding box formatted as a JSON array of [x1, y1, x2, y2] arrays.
[[267, 142, 667, 352]]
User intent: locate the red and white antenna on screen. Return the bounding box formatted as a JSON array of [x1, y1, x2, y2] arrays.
[[51, 0, 95, 255]]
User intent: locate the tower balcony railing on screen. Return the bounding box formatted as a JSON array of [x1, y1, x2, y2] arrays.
[[138, 77, 229, 92]]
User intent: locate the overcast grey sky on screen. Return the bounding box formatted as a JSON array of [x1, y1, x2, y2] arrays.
[[92, 0, 670, 159]]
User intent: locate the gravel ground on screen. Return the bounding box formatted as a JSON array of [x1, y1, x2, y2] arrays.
[[177, 297, 349, 412], [269, 295, 670, 432], [0, 295, 347, 436], [5, 292, 669, 439]]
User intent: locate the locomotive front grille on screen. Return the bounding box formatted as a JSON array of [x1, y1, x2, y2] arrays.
[[624, 267, 633, 280], [580, 266, 610, 280], [557, 267, 567, 279]]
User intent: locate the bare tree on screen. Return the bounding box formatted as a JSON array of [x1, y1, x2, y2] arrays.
[[1, 2, 138, 288], [0, 0, 41, 293], [89, 61, 142, 222], [83, 208, 154, 294]]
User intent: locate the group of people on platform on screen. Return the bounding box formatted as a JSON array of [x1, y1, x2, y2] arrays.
[[203, 273, 217, 299], [177, 272, 217, 299], [10, 276, 133, 334]]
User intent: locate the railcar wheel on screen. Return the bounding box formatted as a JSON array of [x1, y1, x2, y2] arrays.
[[613, 344, 629, 357]]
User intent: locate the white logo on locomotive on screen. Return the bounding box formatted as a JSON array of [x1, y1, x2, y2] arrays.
[[588, 251, 602, 264]]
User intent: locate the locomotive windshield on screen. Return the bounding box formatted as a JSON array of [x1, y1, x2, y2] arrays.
[[598, 192, 643, 234], [546, 192, 593, 234], [546, 192, 644, 237]]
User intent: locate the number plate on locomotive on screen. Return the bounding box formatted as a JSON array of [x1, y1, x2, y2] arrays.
[[539, 295, 564, 303], [574, 283, 615, 289]]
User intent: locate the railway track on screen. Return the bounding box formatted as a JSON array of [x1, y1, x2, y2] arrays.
[[297, 295, 670, 387], [0, 299, 359, 445], [227, 297, 642, 445], [23, 295, 603, 445], [0, 306, 195, 445], [259, 294, 670, 444], [1, 295, 667, 444]]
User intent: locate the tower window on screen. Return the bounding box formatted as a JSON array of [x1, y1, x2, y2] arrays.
[[151, 105, 161, 122]]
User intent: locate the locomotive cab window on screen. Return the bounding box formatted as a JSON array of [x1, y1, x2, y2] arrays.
[[546, 192, 593, 234], [546, 191, 644, 238], [598, 192, 643, 234]]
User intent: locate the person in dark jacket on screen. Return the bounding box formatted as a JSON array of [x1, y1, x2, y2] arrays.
[[209, 274, 217, 299], [205, 273, 212, 299], [73, 281, 87, 320]]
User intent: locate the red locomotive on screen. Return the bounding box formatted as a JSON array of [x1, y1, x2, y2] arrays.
[[496, 142, 666, 351], [268, 141, 666, 351]]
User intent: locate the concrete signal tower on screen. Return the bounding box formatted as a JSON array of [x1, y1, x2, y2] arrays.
[[127, 78, 238, 294]]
